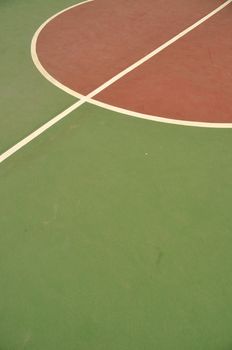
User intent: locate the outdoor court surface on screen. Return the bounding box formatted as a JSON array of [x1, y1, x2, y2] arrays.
[[0, 0, 232, 349]]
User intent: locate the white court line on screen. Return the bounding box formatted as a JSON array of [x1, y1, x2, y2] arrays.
[[0, 0, 231, 164], [31, 0, 94, 100], [31, 0, 232, 129]]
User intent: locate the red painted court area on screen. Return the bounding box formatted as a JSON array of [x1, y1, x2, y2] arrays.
[[36, 0, 232, 124]]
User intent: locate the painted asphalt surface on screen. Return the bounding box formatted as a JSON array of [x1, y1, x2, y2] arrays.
[[1, 1, 232, 350]]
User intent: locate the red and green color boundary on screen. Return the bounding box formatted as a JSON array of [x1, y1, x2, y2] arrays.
[[35, 0, 232, 126]]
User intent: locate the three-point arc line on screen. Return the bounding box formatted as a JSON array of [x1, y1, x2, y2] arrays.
[[0, 0, 231, 165]]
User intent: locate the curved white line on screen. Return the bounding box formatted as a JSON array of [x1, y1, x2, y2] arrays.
[[31, 0, 232, 128], [1, 0, 232, 165], [31, 0, 93, 99]]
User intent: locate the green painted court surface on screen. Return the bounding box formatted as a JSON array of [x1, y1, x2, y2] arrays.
[[1, 1, 232, 349]]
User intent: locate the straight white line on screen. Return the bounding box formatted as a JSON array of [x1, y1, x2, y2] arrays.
[[0, 100, 86, 164], [86, 0, 232, 99], [0, 0, 231, 164]]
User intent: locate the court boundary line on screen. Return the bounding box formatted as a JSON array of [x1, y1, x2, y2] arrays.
[[31, 0, 93, 100], [31, 0, 232, 128], [0, 0, 231, 164]]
